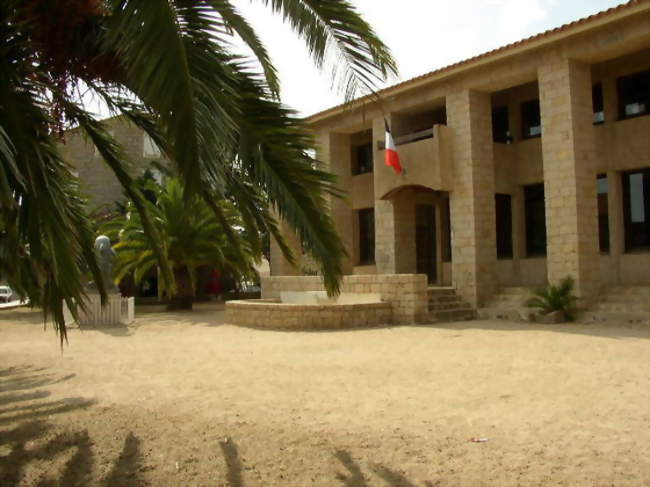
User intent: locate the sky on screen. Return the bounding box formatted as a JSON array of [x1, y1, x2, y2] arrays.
[[233, 0, 629, 116]]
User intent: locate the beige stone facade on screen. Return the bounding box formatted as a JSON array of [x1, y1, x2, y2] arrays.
[[61, 116, 166, 210], [270, 2, 650, 308]]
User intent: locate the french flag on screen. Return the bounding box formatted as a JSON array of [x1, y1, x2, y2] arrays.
[[384, 119, 403, 175]]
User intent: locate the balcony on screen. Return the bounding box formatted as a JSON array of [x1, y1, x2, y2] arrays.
[[375, 124, 452, 199]]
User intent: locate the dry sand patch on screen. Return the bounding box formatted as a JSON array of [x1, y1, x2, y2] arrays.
[[0, 305, 649, 485]]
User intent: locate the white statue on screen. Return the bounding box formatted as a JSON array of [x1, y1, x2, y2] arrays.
[[92, 235, 117, 293]]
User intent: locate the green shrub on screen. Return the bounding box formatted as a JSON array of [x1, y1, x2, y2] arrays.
[[526, 276, 579, 321]]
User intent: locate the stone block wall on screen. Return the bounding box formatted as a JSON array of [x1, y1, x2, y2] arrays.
[[539, 58, 600, 299], [261, 274, 428, 324], [61, 116, 166, 210], [226, 300, 392, 330]]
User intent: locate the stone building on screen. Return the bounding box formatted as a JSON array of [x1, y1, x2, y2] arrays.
[[61, 115, 165, 210], [269, 0, 650, 318]]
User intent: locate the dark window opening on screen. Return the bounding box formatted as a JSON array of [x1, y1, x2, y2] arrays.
[[521, 99, 541, 139], [597, 174, 610, 253], [593, 83, 604, 124], [352, 143, 373, 175], [617, 70, 650, 119], [622, 168, 650, 251], [442, 198, 452, 262], [358, 208, 375, 264], [495, 193, 513, 259], [524, 183, 547, 257], [492, 106, 512, 144]]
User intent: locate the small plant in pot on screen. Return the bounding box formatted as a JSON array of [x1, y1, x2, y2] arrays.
[[526, 276, 579, 323]]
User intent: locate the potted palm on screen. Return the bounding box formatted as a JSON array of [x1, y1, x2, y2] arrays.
[[526, 276, 579, 323]]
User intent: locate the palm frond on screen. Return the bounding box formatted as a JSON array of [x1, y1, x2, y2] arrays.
[[259, 0, 398, 100]]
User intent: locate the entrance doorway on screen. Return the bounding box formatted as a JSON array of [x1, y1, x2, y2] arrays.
[[415, 205, 437, 283]]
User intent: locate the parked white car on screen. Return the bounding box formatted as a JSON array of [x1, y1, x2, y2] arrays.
[[0, 286, 13, 303]]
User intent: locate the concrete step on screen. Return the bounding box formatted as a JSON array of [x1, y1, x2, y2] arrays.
[[428, 294, 462, 304], [478, 307, 535, 321], [600, 286, 650, 297], [592, 303, 650, 313], [582, 311, 650, 325], [429, 301, 470, 311], [430, 308, 476, 322], [499, 286, 532, 295]]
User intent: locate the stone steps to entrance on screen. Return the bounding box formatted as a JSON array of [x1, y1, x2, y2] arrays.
[[584, 286, 650, 324], [427, 287, 476, 323], [479, 287, 533, 321]]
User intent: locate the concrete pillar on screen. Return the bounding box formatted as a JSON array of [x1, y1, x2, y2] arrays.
[[446, 90, 498, 307], [269, 217, 302, 276], [319, 132, 354, 274], [373, 117, 397, 273], [393, 190, 416, 274], [538, 58, 600, 299]]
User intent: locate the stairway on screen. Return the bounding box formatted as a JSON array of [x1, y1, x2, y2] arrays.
[[427, 287, 475, 322], [583, 286, 650, 325], [477, 286, 535, 321]]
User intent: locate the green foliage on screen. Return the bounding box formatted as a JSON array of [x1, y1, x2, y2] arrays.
[[0, 0, 396, 342], [526, 276, 579, 321], [104, 178, 256, 309]]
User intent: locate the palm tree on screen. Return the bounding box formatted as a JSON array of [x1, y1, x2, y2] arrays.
[[0, 1, 397, 342], [104, 178, 254, 310]]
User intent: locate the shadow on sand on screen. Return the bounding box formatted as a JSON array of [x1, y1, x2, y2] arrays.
[[0, 366, 144, 486]]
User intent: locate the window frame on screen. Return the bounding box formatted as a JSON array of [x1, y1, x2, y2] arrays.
[[495, 193, 514, 259], [352, 142, 374, 176], [524, 183, 547, 257], [357, 207, 375, 265], [622, 168, 650, 252], [617, 70, 650, 120], [521, 99, 542, 139]]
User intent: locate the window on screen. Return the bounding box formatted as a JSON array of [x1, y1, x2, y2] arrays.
[[442, 198, 452, 262], [143, 134, 161, 158], [524, 183, 547, 256], [617, 70, 650, 119], [352, 143, 373, 175], [597, 174, 610, 253], [521, 99, 541, 138], [492, 106, 512, 144], [358, 208, 375, 264], [622, 168, 650, 251], [495, 194, 513, 259], [593, 84, 604, 124], [596, 174, 609, 254]]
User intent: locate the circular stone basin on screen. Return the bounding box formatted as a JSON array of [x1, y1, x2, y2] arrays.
[[225, 294, 392, 330]]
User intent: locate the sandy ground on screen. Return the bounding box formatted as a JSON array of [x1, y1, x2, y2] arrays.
[[0, 304, 649, 486]]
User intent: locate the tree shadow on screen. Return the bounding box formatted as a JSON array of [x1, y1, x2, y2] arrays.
[[219, 438, 244, 487], [0, 366, 147, 486], [100, 433, 144, 487], [336, 450, 437, 487]]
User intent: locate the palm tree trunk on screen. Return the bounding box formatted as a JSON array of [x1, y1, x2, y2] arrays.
[[168, 265, 194, 310]]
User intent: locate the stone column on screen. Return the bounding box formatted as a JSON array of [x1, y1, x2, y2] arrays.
[[269, 217, 302, 276], [393, 189, 416, 274], [373, 117, 396, 274], [538, 58, 599, 299], [318, 132, 354, 274], [446, 90, 497, 307]]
